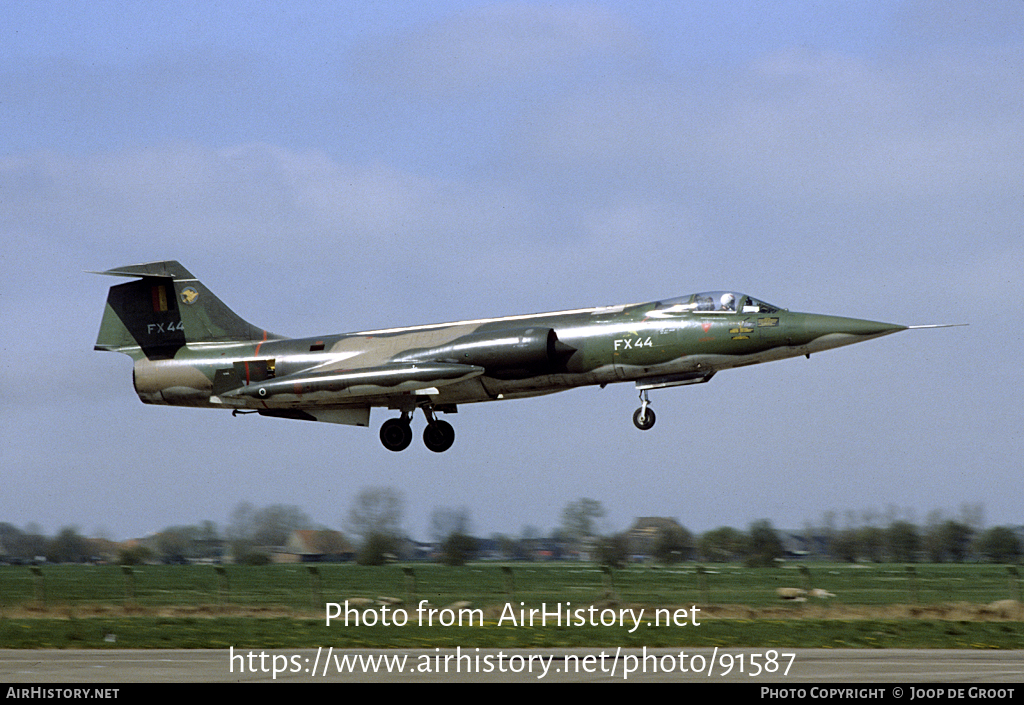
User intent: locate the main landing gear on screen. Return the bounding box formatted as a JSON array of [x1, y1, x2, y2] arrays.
[[379, 408, 456, 453], [632, 389, 656, 431], [423, 419, 455, 453], [379, 414, 414, 452]]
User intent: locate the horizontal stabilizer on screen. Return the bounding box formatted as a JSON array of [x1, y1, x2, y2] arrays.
[[90, 260, 195, 279]]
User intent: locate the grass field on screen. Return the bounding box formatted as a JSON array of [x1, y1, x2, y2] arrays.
[[2, 562, 1022, 649]]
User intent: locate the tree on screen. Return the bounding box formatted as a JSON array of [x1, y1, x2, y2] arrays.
[[117, 544, 154, 565], [829, 528, 860, 563], [886, 521, 921, 562], [959, 502, 985, 532], [196, 520, 222, 559], [348, 487, 403, 540], [430, 506, 476, 566], [652, 525, 694, 564], [943, 521, 974, 562], [438, 532, 478, 566], [492, 533, 527, 561], [975, 527, 1022, 564], [561, 498, 605, 540], [251, 505, 311, 546], [856, 526, 885, 563], [349, 487, 403, 565], [925, 520, 973, 563], [20, 524, 48, 561], [226, 502, 309, 563], [746, 520, 783, 567], [155, 526, 197, 564], [45, 527, 90, 563], [356, 532, 398, 566], [429, 507, 471, 543], [150, 523, 222, 563], [226, 502, 256, 560], [0, 523, 29, 562], [699, 526, 746, 562], [235, 548, 271, 566], [519, 525, 541, 561], [228, 502, 257, 543], [595, 533, 629, 569]]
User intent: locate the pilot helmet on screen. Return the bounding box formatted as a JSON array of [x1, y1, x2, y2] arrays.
[[720, 293, 735, 309]]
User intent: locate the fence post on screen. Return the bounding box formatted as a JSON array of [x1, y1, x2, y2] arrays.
[[30, 566, 45, 606], [799, 565, 812, 591], [1008, 566, 1021, 602], [601, 566, 619, 600], [215, 566, 229, 607], [307, 566, 322, 610], [121, 566, 135, 607], [402, 567, 416, 606], [906, 566, 918, 604], [696, 565, 709, 605], [501, 566, 515, 602]]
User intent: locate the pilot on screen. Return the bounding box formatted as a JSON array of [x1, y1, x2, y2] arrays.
[[719, 293, 735, 311]]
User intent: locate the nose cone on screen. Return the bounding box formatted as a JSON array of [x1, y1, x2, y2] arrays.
[[801, 314, 907, 339], [793, 314, 906, 353]]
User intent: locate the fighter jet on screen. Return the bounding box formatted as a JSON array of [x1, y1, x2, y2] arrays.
[[94, 261, 954, 453]]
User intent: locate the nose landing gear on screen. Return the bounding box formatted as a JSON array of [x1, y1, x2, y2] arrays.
[[632, 389, 656, 430]]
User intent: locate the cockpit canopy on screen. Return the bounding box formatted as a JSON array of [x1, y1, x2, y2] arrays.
[[654, 291, 782, 315]]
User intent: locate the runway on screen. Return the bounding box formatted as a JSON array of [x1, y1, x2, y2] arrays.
[[2, 648, 1022, 683]]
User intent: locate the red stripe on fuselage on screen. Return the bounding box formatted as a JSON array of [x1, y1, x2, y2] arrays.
[[245, 331, 270, 386]]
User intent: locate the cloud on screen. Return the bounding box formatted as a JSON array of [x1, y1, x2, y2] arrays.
[[499, 39, 1024, 210], [0, 142, 607, 335], [352, 3, 641, 99], [1, 144, 505, 251]]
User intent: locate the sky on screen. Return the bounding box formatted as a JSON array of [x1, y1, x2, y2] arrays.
[[2, 1, 1021, 543]]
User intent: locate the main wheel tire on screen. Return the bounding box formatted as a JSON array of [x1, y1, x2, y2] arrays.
[[423, 420, 456, 453], [380, 418, 413, 451], [632, 406, 656, 431]]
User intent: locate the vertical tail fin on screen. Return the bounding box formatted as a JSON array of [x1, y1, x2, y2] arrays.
[[94, 260, 281, 359]]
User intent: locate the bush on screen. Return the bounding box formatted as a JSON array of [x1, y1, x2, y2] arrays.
[[117, 545, 154, 565], [654, 526, 694, 564], [438, 533, 478, 566], [595, 534, 629, 569], [357, 533, 398, 566], [235, 548, 271, 566], [745, 520, 783, 568], [975, 527, 1022, 564]]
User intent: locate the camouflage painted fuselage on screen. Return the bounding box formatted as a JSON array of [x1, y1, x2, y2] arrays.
[[96, 261, 907, 441]]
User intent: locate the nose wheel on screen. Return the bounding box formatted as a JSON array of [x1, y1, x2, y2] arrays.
[[632, 390, 656, 430]]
